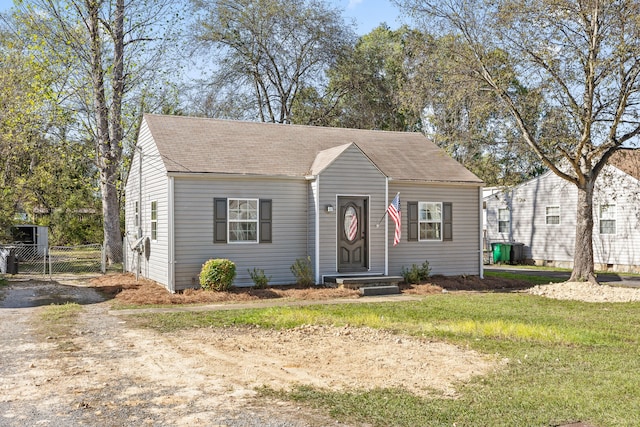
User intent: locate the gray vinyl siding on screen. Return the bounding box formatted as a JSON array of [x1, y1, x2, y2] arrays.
[[485, 172, 576, 262], [389, 183, 482, 276], [485, 167, 640, 268], [316, 145, 387, 278], [592, 167, 640, 266], [124, 120, 170, 288], [172, 176, 308, 289]]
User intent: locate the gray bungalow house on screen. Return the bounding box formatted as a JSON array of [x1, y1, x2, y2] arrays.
[[124, 114, 484, 291], [484, 149, 640, 272]]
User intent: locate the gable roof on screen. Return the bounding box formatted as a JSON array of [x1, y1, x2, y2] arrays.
[[143, 114, 483, 184], [609, 149, 640, 180]]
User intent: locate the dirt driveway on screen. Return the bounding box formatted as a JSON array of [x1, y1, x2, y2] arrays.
[[0, 279, 494, 426]]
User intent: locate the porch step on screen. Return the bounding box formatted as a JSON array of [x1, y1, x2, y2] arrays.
[[324, 275, 403, 289], [359, 285, 400, 296]]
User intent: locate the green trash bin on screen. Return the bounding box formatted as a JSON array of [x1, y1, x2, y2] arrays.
[[491, 243, 501, 264], [491, 243, 512, 264], [500, 243, 512, 263]]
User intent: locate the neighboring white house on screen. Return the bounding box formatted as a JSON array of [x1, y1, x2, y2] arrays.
[[124, 114, 484, 292], [484, 149, 640, 272]]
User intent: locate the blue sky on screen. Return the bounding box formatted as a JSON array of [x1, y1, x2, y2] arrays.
[[0, 0, 404, 35]]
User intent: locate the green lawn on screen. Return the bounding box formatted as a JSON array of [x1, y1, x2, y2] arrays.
[[133, 291, 640, 427]]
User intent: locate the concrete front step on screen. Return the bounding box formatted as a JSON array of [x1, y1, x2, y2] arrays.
[[324, 275, 403, 289], [359, 285, 400, 296]]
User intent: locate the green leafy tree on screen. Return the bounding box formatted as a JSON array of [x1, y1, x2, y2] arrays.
[[189, 0, 356, 123], [397, 32, 546, 186], [12, 0, 179, 260], [398, 0, 640, 282], [323, 24, 422, 131]]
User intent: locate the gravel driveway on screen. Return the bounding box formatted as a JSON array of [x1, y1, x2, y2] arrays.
[[0, 279, 343, 427], [1, 279, 493, 427]]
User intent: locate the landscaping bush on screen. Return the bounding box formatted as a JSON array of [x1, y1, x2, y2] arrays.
[[248, 267, 271, 289], [199, 258, 236, 291], [290, 256, 314, 286], [401, 260, 431, 284]]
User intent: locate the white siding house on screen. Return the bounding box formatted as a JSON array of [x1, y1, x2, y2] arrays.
[[125, 114, 484, 292], [484, 149, 640, 272]]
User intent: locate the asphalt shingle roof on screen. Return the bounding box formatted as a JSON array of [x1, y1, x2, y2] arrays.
[[143, 114, 483, 184], [609, 148, 640, 180]]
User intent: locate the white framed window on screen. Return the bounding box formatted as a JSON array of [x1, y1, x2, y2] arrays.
[[134, 201, 139, 227], [150, 201, 158, 241], [228, 198, 258, 242], [418, 202, 442, 241], [498, 208, 510, 233], [546, 206, 560, 225], [599, 204, 616, 235]]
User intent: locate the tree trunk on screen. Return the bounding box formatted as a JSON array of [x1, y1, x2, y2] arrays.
[[88, 0, 124, 264], [101, 167, 122, 264], [570, 181, 598, 283]]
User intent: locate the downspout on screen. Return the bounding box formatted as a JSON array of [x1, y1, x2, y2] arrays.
[[479, 186, 484, 279], [385, 178, 389, 276], [168, 176, 175, 292], [315, 177, 321, 284], [137, 146, 142, 279]]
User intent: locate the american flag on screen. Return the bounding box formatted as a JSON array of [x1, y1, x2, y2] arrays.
[[387, 193, 401, 246]]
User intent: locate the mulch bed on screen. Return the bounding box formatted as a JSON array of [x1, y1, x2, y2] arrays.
[[89, 273, 534, 306]]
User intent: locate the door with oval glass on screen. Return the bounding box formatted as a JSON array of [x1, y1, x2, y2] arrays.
[[338, 196, 368, 272]]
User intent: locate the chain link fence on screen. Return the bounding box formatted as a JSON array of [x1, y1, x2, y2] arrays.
[[0, 242, 125, 278]]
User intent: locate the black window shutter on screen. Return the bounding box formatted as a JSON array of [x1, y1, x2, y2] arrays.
[[214, 198, 227, 243], [443, 202, 453, 241], [259, 199, 272, 243], [407, 201, 418, 241]]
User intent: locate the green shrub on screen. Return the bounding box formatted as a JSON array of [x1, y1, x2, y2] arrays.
[[199, 258, 236, 291], [290, 256, 314, 286], [401, 260, 431, 284], [248, 267, 271, 289], [0, 275, 7, 287]]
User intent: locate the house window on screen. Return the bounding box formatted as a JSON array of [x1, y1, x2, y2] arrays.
[[150, 201, 157, 241], [408, 201, 452, 242], [134, 201, 139, 227], [498, 208, 510, 233], [546, 206, 560, 225], [599, 204, 616, 234], [214, 198, 272, 244], [228, 198, 259, 242], [418, 202, 442, 241]]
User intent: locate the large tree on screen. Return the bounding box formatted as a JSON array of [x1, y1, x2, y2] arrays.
[[13, 0, 177, 262], [323, 24, 423, 131], [402, 33, 547, 185], [189, 0, 355, 123], [398, 0, 640, 282]]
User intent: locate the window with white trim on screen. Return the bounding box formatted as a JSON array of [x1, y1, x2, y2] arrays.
[[214, 198, 272, 244], [498, 208, 510, 233], [599, 204, 616, 234], [150, 201, 158, 241], [418, 202, 442, 241], [228, 198, 258, 242], [134, 201, 139, 227], [545, 206, 560, 225]]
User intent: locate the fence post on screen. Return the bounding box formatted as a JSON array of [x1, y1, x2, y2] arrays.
[[48, 247, 52, 281], [122, 237, 126, 274], [101, 244, 106, 274], [43, 246, 47, 277]]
